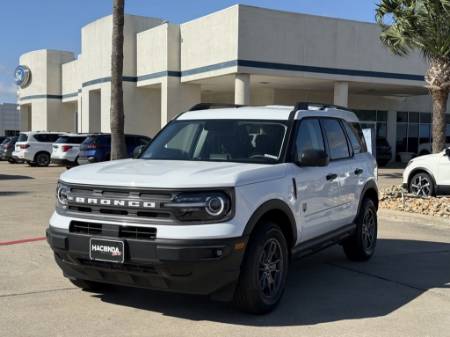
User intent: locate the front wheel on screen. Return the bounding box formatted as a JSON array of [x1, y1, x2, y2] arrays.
[[409, 172, 435, 197], [233, 222, 289, 314], [343, 198, 378, 261]]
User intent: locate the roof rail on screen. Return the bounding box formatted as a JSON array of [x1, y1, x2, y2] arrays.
[[292, 102, 351, 112], [189, 103, 245, 111]]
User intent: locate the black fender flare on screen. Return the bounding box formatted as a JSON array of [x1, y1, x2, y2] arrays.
[[356, 179, 379, 219], [243, 199, 297, 246]]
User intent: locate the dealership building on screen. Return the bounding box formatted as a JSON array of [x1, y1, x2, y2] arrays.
[[17, 5, 450, 161]]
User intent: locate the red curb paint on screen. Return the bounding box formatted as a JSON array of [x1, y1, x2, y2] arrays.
[[0, 237, 46, 246]]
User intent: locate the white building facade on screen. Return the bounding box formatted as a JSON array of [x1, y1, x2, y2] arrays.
[[0, 103, 20, 136], [17, 5, 450, 161]]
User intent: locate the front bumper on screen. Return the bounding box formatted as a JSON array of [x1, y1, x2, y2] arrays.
[[46, 226, 246, 296]]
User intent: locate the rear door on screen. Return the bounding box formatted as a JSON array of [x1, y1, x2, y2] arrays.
[[319, 118, 354, 229], [291, 118, 342, 241]]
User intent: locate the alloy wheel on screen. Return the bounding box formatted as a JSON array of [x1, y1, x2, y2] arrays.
[[410, 175, 431, 197], [258, 238, 284, 299], [361, 208, 376, 254]]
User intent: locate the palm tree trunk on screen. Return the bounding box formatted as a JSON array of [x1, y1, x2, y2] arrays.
[[431, 88, 449, 153], [110, 0, 127, 160]]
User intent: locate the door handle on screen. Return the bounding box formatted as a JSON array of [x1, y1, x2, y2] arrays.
[[326, 173, 338, 181], [354, 168, 364, 175]]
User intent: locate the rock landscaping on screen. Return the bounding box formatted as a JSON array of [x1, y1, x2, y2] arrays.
[[380, 185, 450, 219]]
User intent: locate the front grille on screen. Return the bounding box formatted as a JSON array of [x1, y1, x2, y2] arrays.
[[65, 185, 174, 222], [119, 226, 157, 240], [69, 221, 157, 240], [70, 222, 102, 235]]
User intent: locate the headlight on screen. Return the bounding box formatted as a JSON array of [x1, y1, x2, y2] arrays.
[[164, 191, 232, 222], [56, 182, 69, 208]]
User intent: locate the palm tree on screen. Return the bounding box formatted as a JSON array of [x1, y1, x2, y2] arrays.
[[376, 0, 450, 153], [110, 0, 127, 159]]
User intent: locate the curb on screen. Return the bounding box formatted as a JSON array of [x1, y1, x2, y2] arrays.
[[379, 208, 450, 227]]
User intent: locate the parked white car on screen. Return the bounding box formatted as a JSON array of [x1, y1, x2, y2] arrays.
[[13, 131, 66, 167], [51, 134, 91, 168], [403, 148, 450, 196], [47, 103, 379, 314]]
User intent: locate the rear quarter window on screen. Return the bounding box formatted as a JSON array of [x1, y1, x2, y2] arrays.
[[17, 133, 28, 142], [343, 122, 367, 154]]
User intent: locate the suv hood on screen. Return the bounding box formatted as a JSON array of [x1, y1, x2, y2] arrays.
[[409, 151, 445, 164], [60, 159, 287, 188]]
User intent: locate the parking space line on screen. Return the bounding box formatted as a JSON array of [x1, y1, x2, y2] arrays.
[[0, 237, 46, 246]]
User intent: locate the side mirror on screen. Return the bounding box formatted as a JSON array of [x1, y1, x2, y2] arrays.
[[445, 148, 450, 157], [296, 149, 329, 167], [133, 145, 145, 159]]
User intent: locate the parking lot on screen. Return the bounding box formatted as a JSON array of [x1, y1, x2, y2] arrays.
[[1, 161, 450, 337]]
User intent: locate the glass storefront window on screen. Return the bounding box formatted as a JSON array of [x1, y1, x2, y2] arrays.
[[407, 123, 419, 153], [396, 124, 408, 155], [397, 111, 408, 123], [377, 111, 388, 122], [419, 124, 431, 144], [409, 112, 419, 123], [377, 123, 387, 139], [420, 112, 431, 124], [355, 110, 377, 122]]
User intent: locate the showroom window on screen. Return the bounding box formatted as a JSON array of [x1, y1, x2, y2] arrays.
[[354, 110, 388, 140]]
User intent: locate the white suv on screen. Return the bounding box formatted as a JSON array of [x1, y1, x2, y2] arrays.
[[403, 148, 450, 197], [51, 134, 91, 168], [46, 103, 378, 314], [13, 131, 66, 167]]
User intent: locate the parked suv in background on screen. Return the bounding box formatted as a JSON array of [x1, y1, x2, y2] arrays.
[[403, 147, 450, 197], [78, 134, 151, 164], [47, 103, 378, 314], [13, 132, 66, 167], [51, 134, 91, 168], [0, 136, 18, 163]]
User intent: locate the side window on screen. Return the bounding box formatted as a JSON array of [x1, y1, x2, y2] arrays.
[[47, 134, 60, 142], [321, 119, 351, 160], [343, 122, 367, 154], [295, 119, 325, 159]]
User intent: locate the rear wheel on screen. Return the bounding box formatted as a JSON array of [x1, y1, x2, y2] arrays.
[[233, 222, 289, 314], [7, 158, 16, 164], [343, 198, 377, 261], [34, 152, 50, 167]]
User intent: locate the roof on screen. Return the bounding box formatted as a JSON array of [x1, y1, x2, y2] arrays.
[[178, 105, 359, 123]]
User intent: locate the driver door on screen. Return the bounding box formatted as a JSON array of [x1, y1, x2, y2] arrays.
[[291, 118, 342, 242]]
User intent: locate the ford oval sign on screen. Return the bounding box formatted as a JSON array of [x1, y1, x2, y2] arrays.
[[14, 65, 31, 88]]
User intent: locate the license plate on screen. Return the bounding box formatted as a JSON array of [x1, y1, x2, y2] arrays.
[[89, 238, 124, 263]]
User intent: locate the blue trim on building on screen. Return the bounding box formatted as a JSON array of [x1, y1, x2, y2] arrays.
[[19, 94, 62, 101], [19, 60, 425, 102], [137, 70, 182, 82], [62, 92, 79, 99], [236, 59, 425, 81]]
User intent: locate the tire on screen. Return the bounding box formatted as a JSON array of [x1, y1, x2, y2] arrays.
[[7, 158, 16, 164], [409, 172, 435, 197], [343, 198, 378, 261], [34, 152, 51, 167], [69, 278, 107, 291], [233, 222, 289, 314]]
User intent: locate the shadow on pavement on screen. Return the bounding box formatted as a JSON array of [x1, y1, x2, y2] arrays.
[[94, 238, 450, 325], [0, 191, 30, 197], [0, 174, 34, 181]]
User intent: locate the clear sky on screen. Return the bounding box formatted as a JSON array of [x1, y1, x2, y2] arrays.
[[0, 0, 379, 103]]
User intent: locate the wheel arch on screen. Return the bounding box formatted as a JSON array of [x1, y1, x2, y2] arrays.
[[33, 150, 50, 162], [407, 167, 437, 188], [356, 180, 379, 219], [243, 199, 297, 249]]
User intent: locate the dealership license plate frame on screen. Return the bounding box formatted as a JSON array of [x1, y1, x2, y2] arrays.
[[89, 238, 125, 264]]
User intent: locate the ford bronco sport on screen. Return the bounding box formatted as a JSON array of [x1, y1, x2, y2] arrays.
[[47, 103, 379, 314]]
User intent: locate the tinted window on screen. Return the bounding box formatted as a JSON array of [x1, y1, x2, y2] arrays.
[[83, 135, 110, 146], [322, 119, 350, 160], [295, 119, 325, 159], [34, 134, 61, 142], [17, 133, 28, 142], [55, 136, 87, 144], [343, 122, 367, 154]]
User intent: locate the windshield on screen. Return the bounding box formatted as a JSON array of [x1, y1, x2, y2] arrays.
[[141, 120, 288, 164]]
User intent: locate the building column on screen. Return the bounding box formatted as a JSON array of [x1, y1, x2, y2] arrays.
[[387, 110, 397, 162], [161, 77, 201, 127], [333, 81, 349, 107], [235, 74, 251, 105]]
